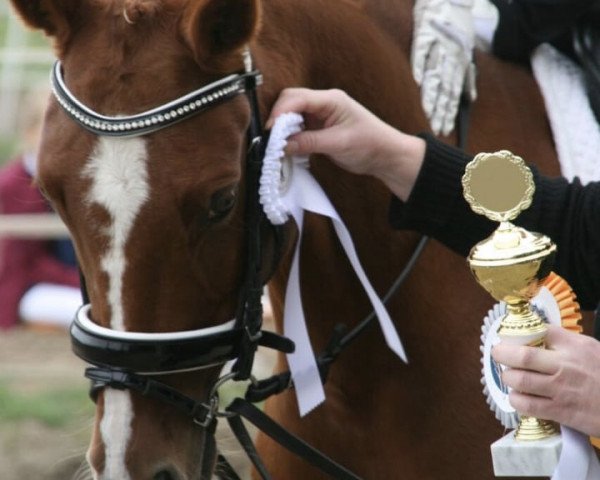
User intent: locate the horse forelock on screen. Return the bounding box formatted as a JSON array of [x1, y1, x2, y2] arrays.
[[122, 0, 165, 24]]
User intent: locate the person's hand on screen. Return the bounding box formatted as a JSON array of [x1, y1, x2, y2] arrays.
[[412, 0, 477, 136], [492, 325, 600, 437], [266, 88, 425, 201]]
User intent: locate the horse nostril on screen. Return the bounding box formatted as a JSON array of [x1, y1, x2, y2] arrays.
[[153, 469, 180, 480]]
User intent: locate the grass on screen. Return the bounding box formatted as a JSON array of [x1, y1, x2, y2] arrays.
[[0, 376, 260, 430], [0, 381, 260, 429], [0, 381, 93, 428], [0, 136, 17, 165]]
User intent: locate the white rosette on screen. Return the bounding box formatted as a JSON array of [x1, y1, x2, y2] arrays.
[[480, 301, 518, 429], [259, 112, 302, 225], [480, 273, 581, 429], [258, 113, 407, 416]]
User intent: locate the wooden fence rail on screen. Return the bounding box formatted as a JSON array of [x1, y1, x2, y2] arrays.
[[0, 214, 69, 239]]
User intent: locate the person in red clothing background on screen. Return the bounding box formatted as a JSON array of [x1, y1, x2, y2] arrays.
[[0, 88, 80, 330]]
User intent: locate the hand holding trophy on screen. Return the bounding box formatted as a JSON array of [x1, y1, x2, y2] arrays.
[[463, 151, 562, 476]]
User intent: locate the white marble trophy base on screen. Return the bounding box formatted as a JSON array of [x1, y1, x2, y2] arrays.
[[491, 430, 562, 477]]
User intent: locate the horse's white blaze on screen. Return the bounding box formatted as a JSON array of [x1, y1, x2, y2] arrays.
[[83, 136, 150, 479], [100, 389, 135, 480], [84, 136, 150, 330]]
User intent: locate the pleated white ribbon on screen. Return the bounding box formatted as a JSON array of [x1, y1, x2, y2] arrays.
[[259, 113, 408, 416]]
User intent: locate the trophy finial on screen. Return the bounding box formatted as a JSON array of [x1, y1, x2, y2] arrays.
[[462, 150, 535, 224]]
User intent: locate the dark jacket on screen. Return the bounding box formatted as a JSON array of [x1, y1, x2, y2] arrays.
[[490, 0, 600, 63], [389, 134, 600, 312]]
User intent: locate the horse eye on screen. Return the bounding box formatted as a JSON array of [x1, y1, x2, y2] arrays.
[[207, 187, 237, 222]]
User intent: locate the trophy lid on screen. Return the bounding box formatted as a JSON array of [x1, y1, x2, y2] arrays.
[[469, 226, 556, 266]]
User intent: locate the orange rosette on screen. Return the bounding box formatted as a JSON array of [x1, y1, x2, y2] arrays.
[[541, 272, 582, 333], [542, 273, 600, 448]]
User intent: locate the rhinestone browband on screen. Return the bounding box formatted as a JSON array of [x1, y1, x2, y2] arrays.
[[51, 61, 263, 138]]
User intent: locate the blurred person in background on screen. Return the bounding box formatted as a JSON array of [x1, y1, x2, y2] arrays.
[[0, 87, 80, 330]]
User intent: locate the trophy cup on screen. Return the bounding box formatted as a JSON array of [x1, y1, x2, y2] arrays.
[[462, 151, 562, 477]]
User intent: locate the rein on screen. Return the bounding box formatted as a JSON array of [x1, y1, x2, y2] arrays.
[[55, 51, 459, 479]]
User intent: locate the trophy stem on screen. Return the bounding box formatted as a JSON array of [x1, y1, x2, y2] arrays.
[[498, 302, 559, 441], [515, 416, 559, 441], [498, 300, 547, 343]]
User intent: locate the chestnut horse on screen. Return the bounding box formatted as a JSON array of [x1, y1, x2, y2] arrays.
[[10, 0, 578, 479]]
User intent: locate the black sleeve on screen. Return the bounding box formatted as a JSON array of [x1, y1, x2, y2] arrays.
[[490, 0, 599, 63], [389, 133, 600, 310]]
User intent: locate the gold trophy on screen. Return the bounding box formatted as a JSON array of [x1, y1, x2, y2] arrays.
[[463, 151, 562, 476]]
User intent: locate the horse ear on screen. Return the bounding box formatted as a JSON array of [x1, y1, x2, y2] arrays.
[[9, 0, 79, 44], [183, 0, 261, 65]]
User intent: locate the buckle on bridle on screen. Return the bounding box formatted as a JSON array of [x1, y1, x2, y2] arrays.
[[245, 325, 263, 343], [247, 136, 262, 154], [194, 371, 259, 427], [193, 395, 220, 428]]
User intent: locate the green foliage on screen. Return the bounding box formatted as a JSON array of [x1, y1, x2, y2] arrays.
[[0, 12, 49, 47], [0, 136, 18, 165], [0, 382, 93, 428]]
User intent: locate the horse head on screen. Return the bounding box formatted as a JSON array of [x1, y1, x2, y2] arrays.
[[12, 0, 556, 479], [10, 1, 284, 479]]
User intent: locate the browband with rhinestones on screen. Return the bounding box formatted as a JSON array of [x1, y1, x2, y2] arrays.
[[51, 61, 263, 138]]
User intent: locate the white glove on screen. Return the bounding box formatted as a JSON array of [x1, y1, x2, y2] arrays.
[[412, 0, 477, 135]]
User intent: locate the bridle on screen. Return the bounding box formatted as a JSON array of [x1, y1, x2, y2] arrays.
[[54, 50, 298, 470], [53, 51, 431, 480], [54, 51, 292, 379]]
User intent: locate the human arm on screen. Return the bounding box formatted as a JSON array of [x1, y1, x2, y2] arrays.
[[266, 88, 426, 202], [267, 87, 600, 309], [491, 325, 600, 437], [391, 133, 600, 310]]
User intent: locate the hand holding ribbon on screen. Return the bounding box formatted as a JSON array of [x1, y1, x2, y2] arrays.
[[259, 112, 408, 416]]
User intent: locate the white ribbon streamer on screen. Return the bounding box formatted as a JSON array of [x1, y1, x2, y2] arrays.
[[260, 113, 408, 416], [553, 426, 600, 480]]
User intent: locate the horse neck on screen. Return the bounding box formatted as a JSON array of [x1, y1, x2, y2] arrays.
[[256, 0, 426, 133], [256, 0, 430, 353], [254, 0, 428, 222]]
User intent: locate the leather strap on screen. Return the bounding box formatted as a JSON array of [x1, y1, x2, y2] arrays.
[[227, 414, 272, 479], [227, 398, 363, 480]]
